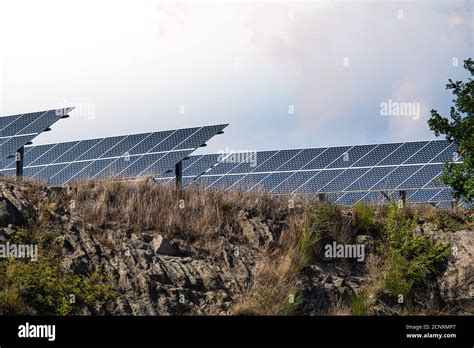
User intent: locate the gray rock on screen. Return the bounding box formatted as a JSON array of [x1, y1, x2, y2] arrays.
[[0, 195, 25, 227], [430, 230, 474, 315], [151, 234, 178, 256], [236, 211, 274, 249], [355, 234, 375, 253]]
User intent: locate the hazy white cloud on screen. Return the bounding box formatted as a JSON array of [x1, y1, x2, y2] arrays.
[[245, 1, 472, 144], [0, 0, 471, 152]]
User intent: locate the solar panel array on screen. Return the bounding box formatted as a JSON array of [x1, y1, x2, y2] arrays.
[[157, 140, 463, 207], [0, 108, 73, 166], [0, 124, 227, 185], [0, 108, 465, 208]]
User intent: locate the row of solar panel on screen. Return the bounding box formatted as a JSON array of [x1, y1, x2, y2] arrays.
[[155, 173, 454, 206], [157, 163, 443, 192], [0, 108, 73, 161], [0, 108, 461, 209], [153, 139, 462, 207], [2, 125, 227, 170], [1, 151, 191, 184], [0, 124, 228, 184], [170, 140, 457, 179]]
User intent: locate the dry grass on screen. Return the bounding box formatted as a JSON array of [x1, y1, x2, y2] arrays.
[[64, 178, 292, 251], [230, 202, 356, 315]]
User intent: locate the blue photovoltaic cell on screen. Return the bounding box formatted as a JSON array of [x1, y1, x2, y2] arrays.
[[151, 128, 198, 152], [72, 159, 118, 182], [430, 142, 459, 163], [181, 155, 204, 171], [252, 150, 301, 172], [351, 143, 402, 167], [34, 163, 67, 182], [398, 164, 442, 189], [206, 160, 242, 175], [327, 145, 377, 168], [371, 165, 420, 190], [142, 150, 191, 177], [407, 189, 442, 203], [49, 162, 91, 185], [129, 132, 172, 155], [185, 155, 221, 176], [361, 191, 386, 204], [211, 152, 256, 175], [430, 188, 454, 202], [209, 175, 245, 190], [101, 134, 149, 158], [228, 173, 269, 191], [176, 125, 224, 150], [76, 137, 125, 161], [295, 170, 339, 194], [345, 166, 394, 191], [229, 151, 276, 174], [405, 140, 450, 164], [29, 143, 70, 166], [1, 168, 15, 178], [1, 111, 49, 135], [0, 135, 35, 160], [252, 172, 293, 191], [278, 148, 325, 171], [303, 147, 351, 170], [378, 142, 427, 166], [319, 168, 369, 192], [270, 171, 317, 194], [51, 142, 83, 163]]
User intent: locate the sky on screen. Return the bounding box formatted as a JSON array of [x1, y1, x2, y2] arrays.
[[0, 0, 472, 154]]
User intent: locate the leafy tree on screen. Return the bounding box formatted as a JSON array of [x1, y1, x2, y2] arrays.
[[428, 58, 473, 203]]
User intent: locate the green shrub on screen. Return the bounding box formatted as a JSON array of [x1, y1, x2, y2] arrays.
[[0, 254, 116, 315], [352, 202, 375, 232], [304, 202, 352, 259], [382, 204, 451, 302], [254, 287, 302, 315], [427, 209, 468, 231], [349, 291, 367, 316]]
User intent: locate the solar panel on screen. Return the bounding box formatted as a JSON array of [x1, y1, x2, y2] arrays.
[[0, 108, 73, 167], [0, 124, 227, 184], [158, 140, 464, 206]]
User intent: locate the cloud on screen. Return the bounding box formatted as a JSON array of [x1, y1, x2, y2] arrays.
[[0, 0, 471, 151], [244, 1, 473, 144]]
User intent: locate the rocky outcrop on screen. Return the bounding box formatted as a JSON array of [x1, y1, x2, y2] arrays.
[[55, 219, 257, 315], [429, 229, 474, 315], [236, 210, 276, 249], [0, 180, 472, 316], [299, 264, 366, 315]]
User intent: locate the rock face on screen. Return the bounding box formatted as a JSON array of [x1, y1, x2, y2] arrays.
[[58, 222, 255, 315], [236, 211, 276, 249], [0, 180, 472, 316], [0, 194, 25, 227], [299, 264, 366, 315], [430, 230, 474, 315]]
